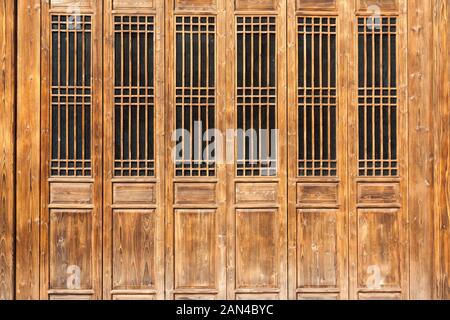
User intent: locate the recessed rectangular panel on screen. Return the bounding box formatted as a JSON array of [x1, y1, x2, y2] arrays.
[[358, 0, 398, 11], [174, 210, 216, 289], [174, 294, 216, 300], [357, 183, 400, 206], [113, 295, 155, 300], [236, 293, 279, 300], [358, 292, 401, 300], [50, 183, 93, 205], [112, 210, 156, 290], [113, 0, 154, 9], [236, 209, 278, 289], [235, 0, 277, 10], [50, 210, 92, 290], [357, 210, 401, 289], [174, 183, 216, 205], [297, 183, 338, 206], [297, 0, 336, 10], [175, 0, 217, 10], [235, 183, 278, 204], [113, 183, 156, 205], [297, 210, 338, 287], [297, 293, 339, 300], [50, 0, 92, 8], [49, 295, 92, 300]]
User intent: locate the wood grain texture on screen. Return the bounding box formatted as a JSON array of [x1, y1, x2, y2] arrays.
[[9, 0, 449, 300], [112, 210, 156, 290], [408, 0, 435, 300], [0, 0, 15, 300], [297, 0, 336, 10], [236, 209, 278, 289], [297, 210, 338, 288], [49, 210, 92, 290], [434, 0, 450, 300], [16, 0, 41, 300], [174, 210, 217, 289]]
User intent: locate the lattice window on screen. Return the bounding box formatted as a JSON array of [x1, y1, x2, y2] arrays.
[[236, 16, 277, 177], [51, 15, 92, 177], [358, 17, 398, 177], [175, 16, 216, 177], [297, 17, 337, 177], [114, 16, 155, 177]]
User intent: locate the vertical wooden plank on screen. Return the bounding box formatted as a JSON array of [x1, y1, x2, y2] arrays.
[[408, 0, 435, 300], [16, 0, 41, 300], [0, 0, 15, 301], [434, 0, 450, 300]]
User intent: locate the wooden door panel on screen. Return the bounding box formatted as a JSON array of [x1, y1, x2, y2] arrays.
[[166, 0, 227, 300], [113, 0, 155, 9], [357, 0, 398, 12], [103, 0, 165, 300], [112, 210, 156, 290], [296, 0, 336, 10], [226, 0, 287, 300], [235, 0, 277, 10], [357, 209, 401, 290], [297, 210, 338, 288], [174, 210, 217, 289], [40, 0, 103, 300], [287, 1, 348, 300], [348, 0, 409, 300], [49, 210, 93, 290], [236, 209, 279, 289]]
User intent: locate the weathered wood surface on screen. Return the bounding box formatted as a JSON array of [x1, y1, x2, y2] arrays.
[[0, 0, 15, 301], [16, 0, 40, 300], [7, 0, 449, 300]]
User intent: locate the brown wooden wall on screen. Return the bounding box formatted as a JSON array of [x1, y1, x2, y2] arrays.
[[0, 0, 447, 300]]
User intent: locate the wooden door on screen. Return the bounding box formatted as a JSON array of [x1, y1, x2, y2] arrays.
[[40, 0, 103, 300], [348, 0, 409, 300], [165, 0, 227, 300], [287, 0, 348, 301], [103, 0, 166, 300], [225, 0, 288, 300]]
